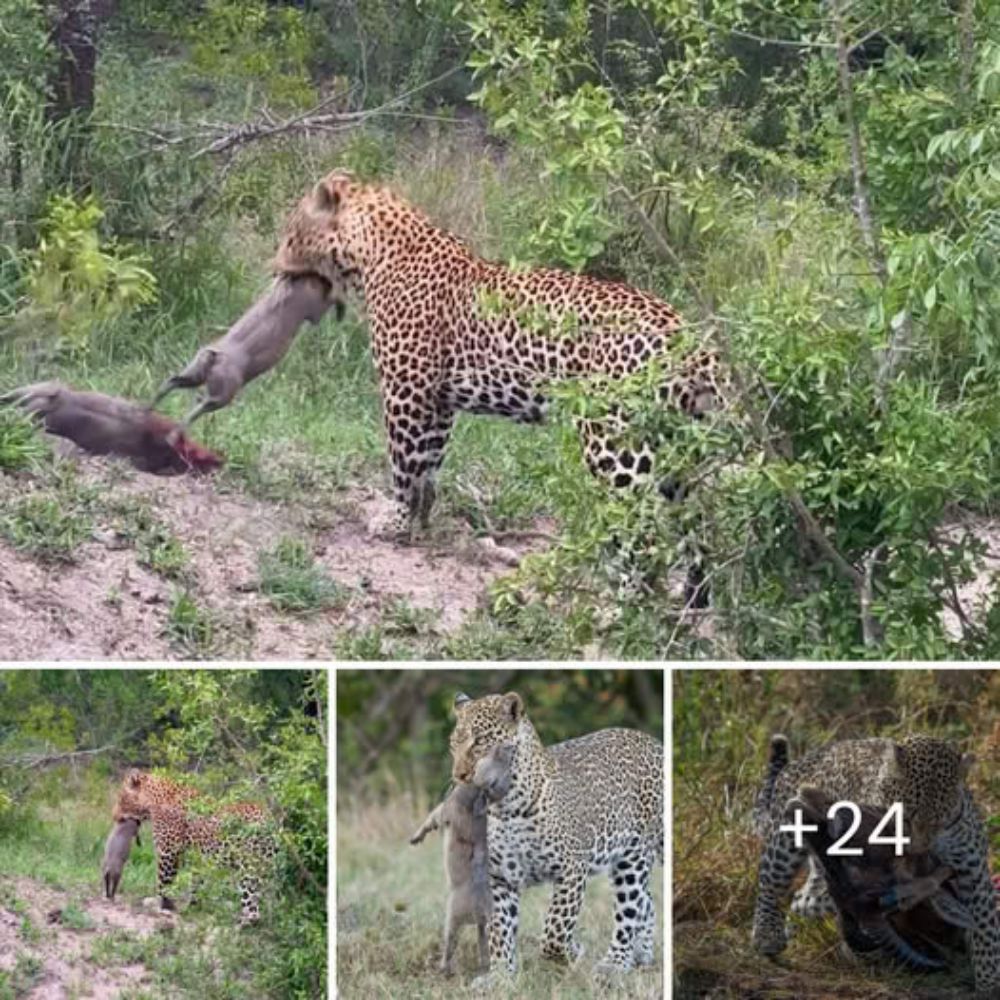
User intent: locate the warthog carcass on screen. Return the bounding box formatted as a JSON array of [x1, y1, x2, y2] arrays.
[[788, 785, 975, 971], [1, 381, 222, 474], [102, 816, 141, 900]]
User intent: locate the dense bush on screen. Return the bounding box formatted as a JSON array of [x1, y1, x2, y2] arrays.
[[460, 0, 1000, 658]]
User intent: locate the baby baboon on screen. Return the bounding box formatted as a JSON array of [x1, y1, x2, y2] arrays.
[[102, 817, 141, 900], [788, 786, 972, 971], [1, 381, 222, 474], [410, 744, 514, 975], [150, 274, 334, 429]]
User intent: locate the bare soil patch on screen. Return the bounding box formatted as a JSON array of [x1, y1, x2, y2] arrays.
[[0, 875, 162, 1000], [0, 456, 547, 660]]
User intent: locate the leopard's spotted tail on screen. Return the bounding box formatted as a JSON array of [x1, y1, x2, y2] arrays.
[[752, 734, 790, 836]]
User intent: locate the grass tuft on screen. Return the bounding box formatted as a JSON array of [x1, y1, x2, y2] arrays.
[[257, 537, 344, 614]]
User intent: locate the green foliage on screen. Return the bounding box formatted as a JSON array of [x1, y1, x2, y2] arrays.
[[0, 409, 49, 471], [150, 670, 327, 999], [0, 0, 52, 104], [458, 0, 1000, 658], [0, 0, 55, 243], [257, 537, 343, 614], [0, 494, 92, 563], [164, 591, 215, 656], [20, 194, 157, 353], [313, 0, 467, 107], [338, 669, 662, 799], [464, 0, 627, 268], [187, 0, 319, 109]]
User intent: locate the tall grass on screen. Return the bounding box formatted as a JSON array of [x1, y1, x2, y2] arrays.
[[338, 792, 664, 999]]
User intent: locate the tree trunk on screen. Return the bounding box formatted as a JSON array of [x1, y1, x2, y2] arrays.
[[44, 0, 114, 188]]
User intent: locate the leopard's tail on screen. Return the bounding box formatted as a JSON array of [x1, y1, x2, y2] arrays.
[[752, 733, 789, 836]]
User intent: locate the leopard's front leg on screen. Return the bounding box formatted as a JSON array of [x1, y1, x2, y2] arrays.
[[487, 871, 521, 974], [375, 385, 454, 540], [152, 837, 182, 911], [541, 861, 588, 964]]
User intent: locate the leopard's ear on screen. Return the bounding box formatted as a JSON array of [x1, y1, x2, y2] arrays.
[[886, 742, 907, 776], [959, 752, 975, 780], [126, 769, 143, 789], [454, 692, 471, 713], [312, 178, 342, 214], [500, 692, 523, 722]]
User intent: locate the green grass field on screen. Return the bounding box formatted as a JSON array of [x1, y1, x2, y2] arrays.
[[337, 794, 664, 999]]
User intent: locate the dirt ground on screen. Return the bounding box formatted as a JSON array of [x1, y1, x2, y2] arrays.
[[0, 875, 163, 1000], [0, 455, 549, 660]]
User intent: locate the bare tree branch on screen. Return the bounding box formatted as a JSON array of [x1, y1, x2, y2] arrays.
[[928, 529, 984, 643], [5, 744, 118, 770], [93, 65, 466, 162], [958, 0, 975, 97], [860, 543, 886, 647], [829, 0, 914, 414]]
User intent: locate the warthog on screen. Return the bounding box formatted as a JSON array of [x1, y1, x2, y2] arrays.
[[788, 785, 975, 971], [102, 817, 141, 900], [150, 274, 335, 428], [1, 381, 222, 474], [410, 744, 515, 975]]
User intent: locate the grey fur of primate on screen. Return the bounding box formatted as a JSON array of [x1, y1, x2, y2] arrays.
[[149, 274, 337, 429], [102, 817, 141, 900], [410, 744, 515, 975]]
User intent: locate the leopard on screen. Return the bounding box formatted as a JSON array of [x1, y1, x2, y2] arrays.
[[751, 733, 1000, 996], [112, 769, 278, 924], [273, 170, 729, 603], [447, 691, 663, 981]]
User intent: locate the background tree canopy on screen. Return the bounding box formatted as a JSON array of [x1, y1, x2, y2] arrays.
[[337, 668, 664, 799]]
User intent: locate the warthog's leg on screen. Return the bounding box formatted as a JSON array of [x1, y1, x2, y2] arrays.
[[409, 803, 444, 846], [149, 349, 215, 410]]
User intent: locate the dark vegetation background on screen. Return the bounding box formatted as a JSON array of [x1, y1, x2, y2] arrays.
[[0, 668, 327, 999], [337, 667, 663, 799], [337, 669, 664, 997], [1, 0, 999, 659], [673, 668, 1000, 999]]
